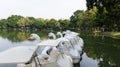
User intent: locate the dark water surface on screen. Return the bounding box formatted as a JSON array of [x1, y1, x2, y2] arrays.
[[0, 30, 120, 67]]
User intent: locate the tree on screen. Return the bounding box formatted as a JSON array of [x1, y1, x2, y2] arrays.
[[0, 19, 7, 28], [86, 0, 120, 31], [81, 10, 95, 30], [70, 10, 84, 29], [70, 10, 95, 30], [58, 19, 70, 30], [33, 18, 46, 29], [46, 18, 57, 29], [7, 15, 23, 28], [17, 17, 30, 28]]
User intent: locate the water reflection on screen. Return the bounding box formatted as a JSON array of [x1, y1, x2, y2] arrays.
[[81, 33, 120, 67], [0, 30, 120, 67], [80, 53, 98, 67], [0, 29, 49, 43]]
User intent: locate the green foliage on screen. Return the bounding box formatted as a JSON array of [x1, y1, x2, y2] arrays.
[[58, 19, 70, 29], [34, 18, 46, 29], [0, 19, 7, 28], [70, 10, 84, 29], [17, 17, 30, 27], [7, 15, 23, 28], [0, 15, 70, 30], [86, 0, 120, 31], [70, 10, 95, 30], [46, 18, 57, 29]]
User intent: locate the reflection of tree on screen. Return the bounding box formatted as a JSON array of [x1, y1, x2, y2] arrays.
[[17, 32, 29, 41], [82, 34, 120, 67], [0, 29, 49, 43], [98, 57, 116, 67], [0, 30, 28, 42]]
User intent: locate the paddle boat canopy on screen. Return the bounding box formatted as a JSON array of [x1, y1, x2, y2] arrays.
[[0, 46, 37, 64]]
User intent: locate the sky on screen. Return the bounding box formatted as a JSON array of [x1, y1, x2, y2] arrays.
[[0, 0, 87, 19]]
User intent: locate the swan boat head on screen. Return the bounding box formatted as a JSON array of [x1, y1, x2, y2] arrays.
[[28, 33, 41, 42], [48, 32, 56, 39], [56, 32, 63, 38]]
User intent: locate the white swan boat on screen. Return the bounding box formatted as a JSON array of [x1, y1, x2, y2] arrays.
[[0, 40, 73, 67], [63, 30, 84, 48], [48, 32, 82, 64], [36, 40, 73, 67], [56, 37, 81, 64], [29, 31, 84, 64], [63, 30, 84, 54]]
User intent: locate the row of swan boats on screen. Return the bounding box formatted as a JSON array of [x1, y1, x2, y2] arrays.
[[0, 30, 84, 67]]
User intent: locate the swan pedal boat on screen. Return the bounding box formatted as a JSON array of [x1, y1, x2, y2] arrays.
[[48, 31, 83, 64], [56, 38, 81, 64], [0, 40, 73, 67]]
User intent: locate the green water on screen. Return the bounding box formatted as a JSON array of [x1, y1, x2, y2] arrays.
[[0, 29, 120, 67]]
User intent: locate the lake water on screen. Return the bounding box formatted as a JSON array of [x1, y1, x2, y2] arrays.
[[0, 30, 120, 67]]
